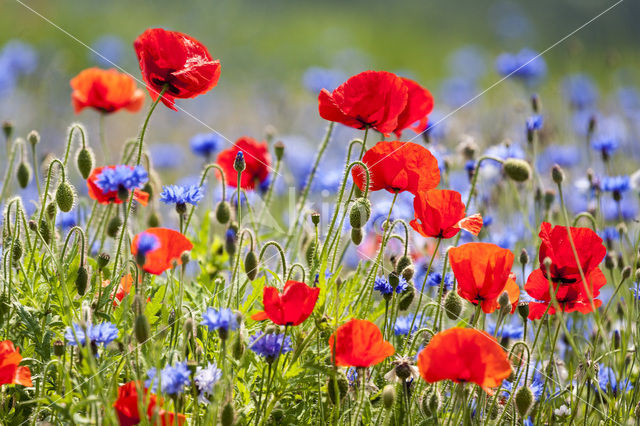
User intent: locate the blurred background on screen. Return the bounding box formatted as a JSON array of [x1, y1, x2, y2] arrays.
[[1, 0, 640, 250]]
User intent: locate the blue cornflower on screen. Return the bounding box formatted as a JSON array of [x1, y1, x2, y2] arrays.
[[495, 49, 546, 83], [89, 35, 125, 66], [65, 322, 119, 347], [487, 322, 524, 340], [200, 308, 239, 335], [526, 115, 543, 132], [373, 276, 408, 296], [95, 165, 148, 195], [425, 272, 454, 291], [562, 74, 598, 109], [195, 362, 222, 402], [160, 184, 204, 206], [447, 45, 487, 80], [150, 144, 185, 170], [630, 283, 640, 300], [597, 365, 632, 396], [536, 145, 581, 172], [0, 40, 38, 75], [190, 133, 222, 158], [439, 77, 476, 108], [346, 367, 358, 386], [57, 210, 79, 230], [249, 332, 292, 360], [146, 361, 191, 395], [600, 176, 630, 193], [136, 232, 160, 258], [394, 315, 424, 336], [302, 67, 346, 93], [591, 137, 619, 156]]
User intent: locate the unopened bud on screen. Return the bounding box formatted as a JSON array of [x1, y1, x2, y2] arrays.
[[75, 265, 88, 296], [274, 141, 284, 161], [605, 252, 616, 270], [233, 151, 246, 173], [16, 162, 31, 188], [27, 130, 40, 147], [97, 253, 110, 271], [2, 121, 13, 140], [349, 198, 371, 228], [503, 159, 532, 182], [517, 303, 529, 323], [76, 147, 94, 179], [444, 290, 462, 320], [56, 180, 76, 213], [147, 211, 160, 228], [216, 201, 231, 224], [351, 227, 363, 245], [221, 401, 236, 426], [519, 248, 529, 266], [244, 250, 258, 281], [134, 314, 150, 344], [107, 216, 122, 238], [543, 256, 553, 270], [397, 284, 416, 311], [498, 291, 511, 316], [382, 385, 395, 410], [515, 386, 534, 417], [327, 373, 349, 405], [53, 339, 65, 357], [311, 212, 320, 226], [551, 165, 564, 184]]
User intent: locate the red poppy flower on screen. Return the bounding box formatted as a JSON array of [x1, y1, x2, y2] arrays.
[[0, 340, 32, 387], [328, 319, 394, 368], [131, 228, 193, 275], [113, 381, 185, 426], [134, 28, 221, 110], [319, 70, 408, 135], [417, 328, 511, 392], [448, 243, 515, 314], [410, 189, 482, 239], [250, 280, 320, 326], [524, 222, 607, 320], [70, 68, 145, 114], [352, 141, 440, 195], [216, 137, 271, 190], [87, 166, 149, 206], [392, 77, 434, 137]]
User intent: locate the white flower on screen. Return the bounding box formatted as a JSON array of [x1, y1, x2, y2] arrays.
[[554, 404, 570, 418], [195, 362, 222, 399]]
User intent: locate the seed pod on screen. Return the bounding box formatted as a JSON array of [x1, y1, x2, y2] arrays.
[[16, 161, 31, 188], [397, 284, 416, 311], [216, 201, 231, 224], [76, 147, 94, 179], [515, 386, 533, 417], [107, 216, 122, 238], [382, 385, 395, 410], [2, 121, 13, 140], [351, 227, 363, 245], [134, 314, 150, 344], [519, 248, 529, 266], [311, 212, 320, 226], [503, 159, 532, 182], [244, 250, 258, 281], [444, 290, 462, 320], [75, 265, 88, 296], [517, 303, 529, 323], [221, 402, 236, 426], [327, 373, 349, 405], [56, 180, 75, 212], [349, 198, 371, 228]]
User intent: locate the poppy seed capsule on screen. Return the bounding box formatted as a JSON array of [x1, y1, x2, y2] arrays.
[[503, 159, 532, 182], [53, 339, 65, 357], [515, 386, 534, 417], [76, 147, 94, 179], [56, 181, 76, 212], [327, 373, 349, 405], [349, 198, 371, 228], [444, 290, 462, 320], [551, 164, 564, 184], [311, 212, 320, 226], [75, 265, 88, 296], [517, 302, 529, 322], [382, 385, 395, 410], [351, 227, 363, 245], [2, 121, 13, 140], [97, 252, 110, 270], [519, 248, 529, 266], [397, 284, 416, 311], [107, 216, 122, 238], [134, 314, 150, 344], [498, 291, 511, 316], [215, 201, 231, 224], [244, 250, 258, 280], [274, 140, 285, 161], [17, 162, 31, 188]]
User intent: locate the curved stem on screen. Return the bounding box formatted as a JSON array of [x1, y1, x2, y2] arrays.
[[184, 163, 226, 231], [60, 226, 86, 265], [287, 263, 306, 283], [63, 123, 87, 166], [259, 241, 288, 284], [572, 211, 597, 230]]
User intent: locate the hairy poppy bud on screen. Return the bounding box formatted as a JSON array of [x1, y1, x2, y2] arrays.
[[2, 121, 13, 140], [605, 252, 616, 270], [45, 202, 57, 220], [147, 211, 160, 228], [350, 227, 363, 245], [398, 284, 415, 311], [76, 147, 94, 179], [232, 334, 245, 359], [97, 252, 110, 271], [349, 198, 371, 228], [132, 295, 145, 317], [56, 180, 76, 212], [107, 216, 122, 238], [142, 182, 154, 201], [245, 250, 258, 281], [216, 201, 231, 224], [327, 373, 349, 405], [396, 255, 413, 275], [311, 212, 320, 226], [16, 162, 31, 188], [28, 220, 37, 232], [221, 401, 236, 426], [388, 272, 400, 290], [382, 385, 395, 410], [75, 265, 88, 296], [498, 291, 511, 316], [10, 240, 22, 265], [39, 219, 51, 244], [551, 164, 564, 184], [421, 389, 441, 416], [26, 130, 39, 147], [503, 159, 532, 182], [515, 386, 533, 417], [233, 151, 246, 173], [519, 248, 529, 266], [53, 339, 65, 357], [274, 140, 285, 161], [134, 314, 150, 344], [622, 266, 632, 281], [401, 266, 414, 282], [444, 290, 462, 320]]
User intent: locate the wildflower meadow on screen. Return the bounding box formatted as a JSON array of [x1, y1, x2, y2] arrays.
[[1, 1, 640, 425]]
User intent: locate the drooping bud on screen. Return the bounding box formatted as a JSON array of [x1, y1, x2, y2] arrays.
[[388, 272, 400, 290], [134, 314, 150, 344], [551, 164, 564, 184], [401, 266, 414, 282], [27, 130, 40, 147], [107, 216, 122, 238], [444, 290, 462, 320], [503, 159, 532, 182], [498, 291, 511, 316], [395, 255, 413, 275], [56, 180, 76, 212], [75, 265, 88, 296], [604, 252, 616, 271], [147, 211, 160, 228], [244, 250, 258, 281], [519, 248, 529, 266], [349, 198, 371, 228], [421, 389, 441, 416], [16, 161, 31, 188], [216, 201, 231, 224], [233, 151, 246, 173], [76, 147, 94, 179], [274, 141, 285, 161], [351, 227, 363, 245], [515, 386, 534, 417], [382, 385, 396, 410], [221, 401, 236, 426], [397, 284, 416, 311], [622, 266, 632, 281], [39, 219, 51, 244]]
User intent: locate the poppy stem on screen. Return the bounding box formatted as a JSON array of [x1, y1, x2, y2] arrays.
[[408, 237, 441, 350], [184, 162, 226, 231]]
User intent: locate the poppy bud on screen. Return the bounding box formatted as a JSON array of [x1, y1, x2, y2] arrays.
[[397, 284, 416, 311], [245, 250, 258, 281], [221, 401, 236, 426], [542, 256, 552, 270], [515, 386, 534, 417], [382, 385, 395, 410], [183, 317, 195, 339], [134, 314, 150, 344], [132, 294, 145, 316], [28, 220, 37, 232], [117, 186, 130, 202], [53, 339, 65, 357], [56, 180, 76, 213], [233, 151, 246, 173], [106, 216, 122, 239], [395, 255, 413, 275], [216, 201, 231, 224], [76, 147, 94, 179], [498, 291, 511, 316], [16, 161, 31, 188], [232, 334, 245, 359], [311, 211, 320, 226], [605, 252, 616, 270], [327, 373, 349, 405], [401, 266, 414, 282], [274, 140, 285, 161], [444, 290, 462, 320], [503, 159, 532, 182], [622, 266, 632, 281], [517, 302, 529, 323], [225, 224, 238, 256], [388, 272, 400, 290], [421, 389, 441, 416], [93, 255, 109, 274], [142, 182, 154, 200], [2, 121, 13, 140], [44, 203, 56, 221], [147, 211, 160, 228], [351, 227, 363, 245], [75, 265, 88, 296], [543, 190, 555, 210], [519, 248, 529, 266], [39, 219, 51, 244], [551, 164, 564, 184], [10, 240, 22, 264], [349, 198, 371, 228]]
